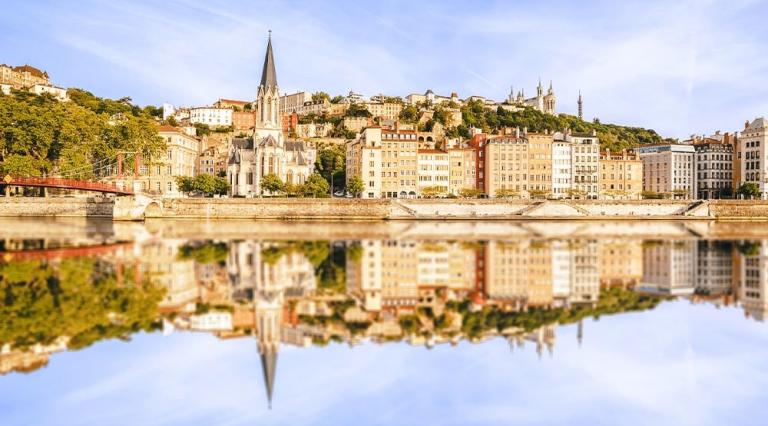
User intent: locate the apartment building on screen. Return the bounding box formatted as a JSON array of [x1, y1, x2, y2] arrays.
[[346, 127, 383, 198], [551, 138, 572, 199], [417, 149, 450, 195], [483, 134, 529, 198], [134, 125, 200, 196], [527, 132, 553, 198], [365, 101, 403, 121], [189, 107, 233, 128], [637, 143, 695, 198], [570, 131, 600, 199], [599, 149, 643, 199], [692, 133, 734, 199], [279, 91, 310, 114], [447, 148, 477, 195], [738, 117, 768, 199]]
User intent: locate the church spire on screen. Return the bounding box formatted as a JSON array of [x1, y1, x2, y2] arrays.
[[260, 348, 278, 409], [260, 30, 277, 89]]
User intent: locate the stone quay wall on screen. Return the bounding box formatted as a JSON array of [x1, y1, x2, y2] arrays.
[[0, 197, 114, 218], [3, 197, 768, 221]]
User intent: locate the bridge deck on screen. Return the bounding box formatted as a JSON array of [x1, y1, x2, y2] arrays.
[[5, 176, 134, 195]]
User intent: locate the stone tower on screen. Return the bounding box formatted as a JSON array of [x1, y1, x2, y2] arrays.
[[255, 31, 281, 139]]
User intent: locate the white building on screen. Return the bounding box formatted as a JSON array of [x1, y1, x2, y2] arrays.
[[692, 133, 734, 199], [569, 131, 600, 199], [417, 149, 450, 195], [551, 138, 572, 199], [637, 143, 696, 198], [190, 107, 233, 128], [29, 84, 69, 102], [640, 241, 696, 296], [739, 117, 768, 199]]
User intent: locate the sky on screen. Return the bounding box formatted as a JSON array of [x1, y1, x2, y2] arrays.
[[2, 301, 768, 425], [1, 0, 768, 138]]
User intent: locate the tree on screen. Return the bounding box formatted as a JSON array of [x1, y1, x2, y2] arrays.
[[193, 122, 211, 136], [529, 188, 548, 199], [330, 95, 344, 104], [344, 103, 372, 118], [193, 174, 217, 195], [495, 188, 520, 199], [301, 173, 330, 198], [566, 188, 587, 199], [213, 176, 229, 195], [175, 176, 195, 195], [421, 186, 444, 198], [738, 182, 760, 199], [260, 173, 284, 195], [347, 176, 364, 197], [459, 187, 483, 198], [312, 91, 331, 103], [399, 105, 419, 123], [315, 146, 345, 189]]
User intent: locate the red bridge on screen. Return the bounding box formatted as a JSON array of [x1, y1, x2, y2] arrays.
[[3, 176, 134, 196]]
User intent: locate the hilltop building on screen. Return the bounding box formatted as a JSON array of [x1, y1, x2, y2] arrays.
[[505, 79, 557, 115]]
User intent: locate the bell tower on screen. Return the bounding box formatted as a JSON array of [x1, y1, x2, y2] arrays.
[[255, 31, 281, 139]]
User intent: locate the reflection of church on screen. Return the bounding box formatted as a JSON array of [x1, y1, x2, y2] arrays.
[[226, 240, 316, 408], [227, 34, 317, 197]]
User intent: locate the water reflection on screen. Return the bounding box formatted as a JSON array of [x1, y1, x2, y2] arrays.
[[1, 223, 768, 411]]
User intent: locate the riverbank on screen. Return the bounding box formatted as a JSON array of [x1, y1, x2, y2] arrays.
[[1, 197, 768, 220]]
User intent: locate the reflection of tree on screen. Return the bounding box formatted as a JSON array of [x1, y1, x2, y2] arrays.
[[455, 287, 664, 339], [178, 242, 228, 265], [0, 258, 165, 351], [259, 241, 347, 293]]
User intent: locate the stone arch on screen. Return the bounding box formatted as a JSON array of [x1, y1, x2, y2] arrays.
[[144, 202, 163, 219]]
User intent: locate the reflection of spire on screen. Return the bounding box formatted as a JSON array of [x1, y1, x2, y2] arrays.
[[577, 319, 583, 347], [260, 347, 278, 409]]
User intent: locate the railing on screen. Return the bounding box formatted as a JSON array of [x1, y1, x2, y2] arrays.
[[5, 176, 134, 195]]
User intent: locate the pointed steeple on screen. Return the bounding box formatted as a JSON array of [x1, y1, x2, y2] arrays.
[[260, 348, 278, 409], [260, 30, 277, 89], [548, 80, 553, 94]]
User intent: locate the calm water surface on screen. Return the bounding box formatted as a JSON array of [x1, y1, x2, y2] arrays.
[[1, 219, 767, 426]]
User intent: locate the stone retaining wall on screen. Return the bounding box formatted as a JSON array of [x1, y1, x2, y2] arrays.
[[3, 197, 768, 220], [0, 197, 114, 217]]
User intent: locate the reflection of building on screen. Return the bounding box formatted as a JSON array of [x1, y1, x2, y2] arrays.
[[599, 240, 643, 287], [695, 241, 733, 296], [143, 240, 198, 311], [737, 241, 768, 321], [485, 241, 553, 307], [640, 241, 696, 295]]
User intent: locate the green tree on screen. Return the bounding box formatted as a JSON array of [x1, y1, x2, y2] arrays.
[[344, 103, 372, 118], [459, 187, 483, 198], [312, 91, 331, 103], [495, 188, 520, 199], [330, 95, 344, 104], [175, 176, 195, 195], [193, 174, 217, 195], [421, 186, 444, 198], [738, 182, 760, 199], [399, 105, 419, 123], [301, 173, 330, 198], [260, 173, 284, 195], [347, 176, 364, 197], [213, 175, 229, 195]]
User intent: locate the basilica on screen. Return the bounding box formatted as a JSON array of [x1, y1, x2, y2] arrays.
[[506, 78, 557, 115], [227, 34, 317, 197]]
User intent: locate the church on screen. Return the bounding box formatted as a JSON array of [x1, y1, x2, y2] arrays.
[[506, 78, 557, 115], [227, 34, 317, 197]]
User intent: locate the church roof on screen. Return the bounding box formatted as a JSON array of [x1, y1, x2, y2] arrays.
[[260, 35, 278, 89], [257, 134, 279, 148]]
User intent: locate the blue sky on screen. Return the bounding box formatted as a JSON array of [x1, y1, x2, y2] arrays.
[[2, 301, 768, 426], [1, 0, 767, 138]]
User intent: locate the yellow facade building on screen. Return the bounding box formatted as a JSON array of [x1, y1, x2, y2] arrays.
[[599, 149, 643, 199]]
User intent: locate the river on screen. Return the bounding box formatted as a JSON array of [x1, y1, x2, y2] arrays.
[[1, 218, 767, 425]]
